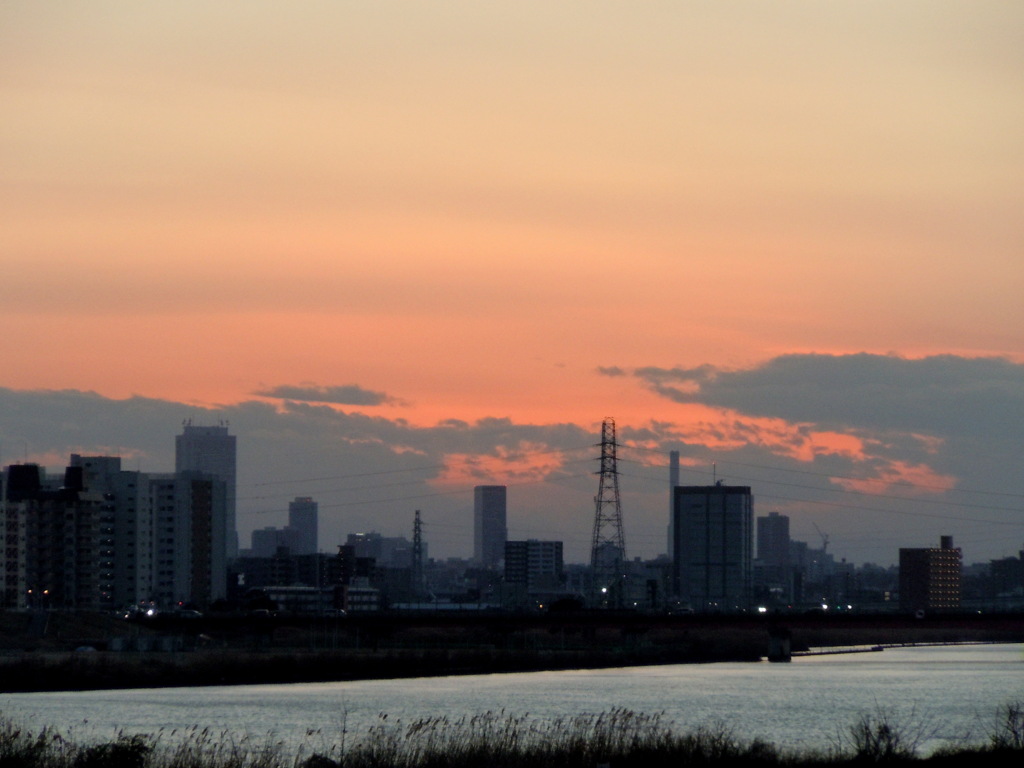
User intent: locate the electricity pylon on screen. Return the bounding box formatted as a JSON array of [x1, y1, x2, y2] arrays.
[[590, 417, 627, 607]]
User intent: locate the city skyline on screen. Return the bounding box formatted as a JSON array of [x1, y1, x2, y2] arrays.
[[1, 4, 1022, 566]]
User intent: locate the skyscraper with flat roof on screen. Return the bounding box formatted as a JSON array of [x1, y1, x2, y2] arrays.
[[474, 485, 506, 568], [288, 496, 318, 555], [176, 422, 237, 560], [757, 511, 791, 599], [673, 483, 753, 611]]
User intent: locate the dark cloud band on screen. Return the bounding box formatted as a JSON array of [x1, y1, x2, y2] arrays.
[[255, 384, 395, 406]]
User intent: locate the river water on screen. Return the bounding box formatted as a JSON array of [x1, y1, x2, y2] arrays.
[[2, 644, 1022, 755]]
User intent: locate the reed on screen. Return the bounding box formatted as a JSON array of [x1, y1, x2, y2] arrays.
[[2, 704, 1022, 768]]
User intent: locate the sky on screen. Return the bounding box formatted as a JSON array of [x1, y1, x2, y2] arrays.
[[2, 2, 1022, 566]]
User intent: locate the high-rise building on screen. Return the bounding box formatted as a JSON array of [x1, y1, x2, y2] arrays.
[[504, 539, 564, 592], [68, 455, 154, 608], [757, 512, 790, 566], [149, 471, 227, 608], [756, 512, 791, 599], [666, 450, 679, 557], [3, 465, 35, 609], [3, 458, 153, 611], [176, 422, 237, 560], [473, 485, 506, 569], [672, 483, 753, 611], [288, 496, 318, 555], [899, 535, 961, 613], [3, 463, 89, 610]]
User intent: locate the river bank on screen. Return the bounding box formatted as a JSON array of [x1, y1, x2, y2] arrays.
[[3, 610, 1022, 692], [0, 643, 764, 692]]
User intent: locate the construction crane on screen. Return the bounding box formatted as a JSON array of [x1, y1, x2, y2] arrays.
[[812, 522, 830, 553]]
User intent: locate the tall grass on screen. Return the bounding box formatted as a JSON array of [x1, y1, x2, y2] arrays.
[[2, 704, 1023, 768], [323, 710, 778, 768]]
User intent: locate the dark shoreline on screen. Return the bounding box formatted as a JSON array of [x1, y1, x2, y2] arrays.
[[3, 611, 1022, 693], [0, 645, 764, 693]]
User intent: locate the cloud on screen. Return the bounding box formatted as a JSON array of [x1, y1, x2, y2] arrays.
[[596, 366, 627, 377], [0, 387, 597, 561], [631, 353, 1024, 495], [634, 354, 1024, 441], [3, 357, 1023, 567], [617, 354, 1024, 563], [254, 383, 399, 406]]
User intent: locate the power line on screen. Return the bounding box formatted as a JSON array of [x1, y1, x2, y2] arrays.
[[752, 491, 1022, 527], [615, 461, 1022, 514], [247, 469, 594, 517], [617, 444, 1024, 501]]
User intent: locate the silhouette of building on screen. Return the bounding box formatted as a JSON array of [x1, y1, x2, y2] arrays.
[[345, 531, 417, 568], [250, 526, 296, 557], [473, 485, 506, 569], [176, 422, 237, 560], [247, 496, 319, 557], [990, 548, 1024, 598], [0, 465, 29, 608], [666, 450, 679, 557], [68, 455, 154, 608], [288, 496, 318, 555], [504, 539, 564, 592], [2, 455, 226, 610], [756, 512, 792, 600], [3, 462, 113, 611], [672, 483, 753, 611], [149, 470, 227, 608], [899, 535, 961, 613]]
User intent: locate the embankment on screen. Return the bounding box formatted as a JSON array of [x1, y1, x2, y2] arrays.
[[2, 610, 1022, 692]]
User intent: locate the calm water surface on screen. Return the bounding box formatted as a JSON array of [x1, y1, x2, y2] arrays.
[[2, 644, 1022, 753]]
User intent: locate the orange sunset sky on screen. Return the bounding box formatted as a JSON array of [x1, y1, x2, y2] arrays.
[[2, 3, 1022, 563]]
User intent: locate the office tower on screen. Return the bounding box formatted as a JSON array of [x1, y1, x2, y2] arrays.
[[504, 539, 564, 592], [176, 422, 237, 559], [757, 512, 790, 564], [899, 536, 961, 613], [673, 483, 753, 611], [757, 511, 791, 598], [288, 496, 318, 555], [474, 485, 507, 568]]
